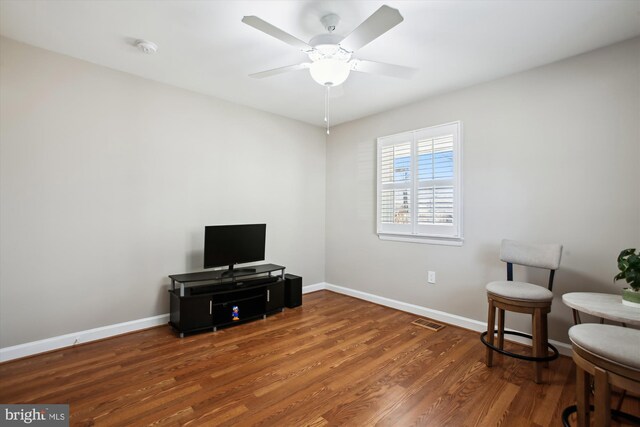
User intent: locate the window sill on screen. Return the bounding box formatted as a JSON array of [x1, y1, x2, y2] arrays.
[[378, 233, 464, 246]]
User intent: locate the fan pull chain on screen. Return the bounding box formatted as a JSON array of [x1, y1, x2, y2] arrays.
[[325, 85, 331, 135], [324, 86, 327, 123]]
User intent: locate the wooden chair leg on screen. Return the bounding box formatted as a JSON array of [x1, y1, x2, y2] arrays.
[[594, 367, 611, 427], [486, 298, 496, 367], [576, 365, 590, 427], [541, 313, 549, 368], [497, 308, 505, 350], [532, 308, 543, 383]]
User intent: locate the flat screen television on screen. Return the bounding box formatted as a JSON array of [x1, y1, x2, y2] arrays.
[[204, 224, 266, 274]]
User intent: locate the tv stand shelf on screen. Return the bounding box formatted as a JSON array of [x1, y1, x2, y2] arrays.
[[168, 263, 286, 337], [169, 263, 285, 290]]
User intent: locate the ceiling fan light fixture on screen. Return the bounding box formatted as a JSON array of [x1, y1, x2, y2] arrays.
[[309, 58, 350, 86], [242, 4, 410, 131]]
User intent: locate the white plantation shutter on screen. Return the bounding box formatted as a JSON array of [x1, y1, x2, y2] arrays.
[[378, 137, 412, 233], [377, 122, 463, 245]]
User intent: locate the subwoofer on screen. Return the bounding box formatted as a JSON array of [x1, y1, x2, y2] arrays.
[[284, 274, 302, 308]]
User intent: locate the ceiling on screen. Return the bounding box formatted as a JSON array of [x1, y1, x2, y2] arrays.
[[1, 1, 639, 127]]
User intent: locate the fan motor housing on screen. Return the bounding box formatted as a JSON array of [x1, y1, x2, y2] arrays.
[[308, 34, 351, 61], [309, 33, 342, 48]]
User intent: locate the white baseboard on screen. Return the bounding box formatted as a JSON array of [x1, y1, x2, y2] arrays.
[[302, 282, 328, 294], [1, 281, 329, 362], [322, 282, 572, 357], [0, 314, 169, 363], [1, 281, 571, 362]]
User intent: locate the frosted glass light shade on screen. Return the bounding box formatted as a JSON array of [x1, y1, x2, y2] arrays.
[[309, 59, 350, 86]]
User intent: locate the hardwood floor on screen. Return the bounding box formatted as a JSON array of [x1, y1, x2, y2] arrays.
[[1, 290, 638, 426]]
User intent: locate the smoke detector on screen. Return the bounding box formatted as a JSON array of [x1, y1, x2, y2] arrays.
[[136, 40, 158, 54]]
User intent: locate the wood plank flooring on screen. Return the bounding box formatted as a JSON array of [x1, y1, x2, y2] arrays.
[[1, 290, 638, 426]]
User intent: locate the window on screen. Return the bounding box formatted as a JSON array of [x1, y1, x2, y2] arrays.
[[377, 121, 463, 245]]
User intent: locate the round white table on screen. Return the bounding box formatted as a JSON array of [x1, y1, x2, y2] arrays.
[[562, 292, 640, 327]]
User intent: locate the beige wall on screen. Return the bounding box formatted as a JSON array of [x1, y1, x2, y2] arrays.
[[0, 38, 326, 347], [2, 34, 638, 350], [325, 38, 640, 342]]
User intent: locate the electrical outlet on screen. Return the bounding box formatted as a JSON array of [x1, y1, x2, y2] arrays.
[[428, 271, 436, 284]]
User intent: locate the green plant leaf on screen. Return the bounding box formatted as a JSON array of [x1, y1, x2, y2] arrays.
[[618, 248, 636, 262], [618, 260, 629, 271], [615, 249, 639, 287]]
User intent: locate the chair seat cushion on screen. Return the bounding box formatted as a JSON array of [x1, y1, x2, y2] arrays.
[[569, 324, 640, 371], [486, 281, 553, 302]]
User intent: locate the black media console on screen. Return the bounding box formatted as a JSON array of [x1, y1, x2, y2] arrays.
[[168, 264, 286, 337]]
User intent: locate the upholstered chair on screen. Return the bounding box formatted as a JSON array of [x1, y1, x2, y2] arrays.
[[568, 324, 640, 427], [480, 239, 563, 383]]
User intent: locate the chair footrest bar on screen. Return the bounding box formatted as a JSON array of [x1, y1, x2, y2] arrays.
[[561, 404, 640, 427], [480, 329, 559, 362]]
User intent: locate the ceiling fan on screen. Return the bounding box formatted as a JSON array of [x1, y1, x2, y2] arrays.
[[242, 5, 416, 132], [242, 5, 416, 86]]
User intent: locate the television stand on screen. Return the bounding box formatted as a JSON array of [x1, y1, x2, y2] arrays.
[[168, 264, 286, 337]]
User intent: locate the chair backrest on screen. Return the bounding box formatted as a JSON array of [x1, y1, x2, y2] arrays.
[[500, 239, 563, 290], [500, 239, 562, 270]]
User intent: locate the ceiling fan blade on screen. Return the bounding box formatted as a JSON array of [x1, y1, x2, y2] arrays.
[[350, 59, 417, 79], [339, 5, 404, 53], [249, 63, 311, 79], [242, 16, 314, 53]]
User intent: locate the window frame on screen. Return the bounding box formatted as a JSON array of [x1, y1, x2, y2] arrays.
[[376, 121, 463, 246]]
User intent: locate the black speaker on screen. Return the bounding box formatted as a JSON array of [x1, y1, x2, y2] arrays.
[[284, 274, 302, 308]]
